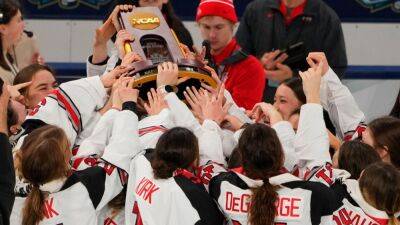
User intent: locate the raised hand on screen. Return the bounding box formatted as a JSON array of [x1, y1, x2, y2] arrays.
[[121, 52, 142, 67], [115, 29, 135, 59], [299, 62, 324, 104], [156, 62, 179, 87], [306, 52, 329, 76], [110, 4, 134, 32], [202, 84, 231, 125], [200, 65, 228, 105], [184, 86, 207, 121], [7, 81, 32, 102], [101, 65, 132, 88], [144, 88, 168, 116], [251, 102, 283, 125], [117, 77, 139, 104]]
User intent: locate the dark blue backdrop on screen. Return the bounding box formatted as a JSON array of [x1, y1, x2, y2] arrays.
[[22, 0, 400, 22]]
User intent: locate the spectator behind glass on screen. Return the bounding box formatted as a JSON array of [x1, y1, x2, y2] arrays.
[[0, 0, 25, 84], [13, 64, 57, 110], [236, 0, 347, 103], [109, 0, 193, 49], [12, 30, 45, 70], [194, 0, 265, 110]]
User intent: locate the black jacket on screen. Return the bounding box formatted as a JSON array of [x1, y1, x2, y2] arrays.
[[236, 0, 347, 77], [0, 133, 15, 225]]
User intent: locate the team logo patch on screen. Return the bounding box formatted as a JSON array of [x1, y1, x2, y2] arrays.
[[28, 0, 113, 9], [355, 0, 400, 12]]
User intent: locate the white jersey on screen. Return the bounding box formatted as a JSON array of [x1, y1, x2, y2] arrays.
[[98, 205, 125, 225], [11, 108, 140, 225], [330, 178, 390, 225], [209, 171, 337, 225], [14, 76, 108, 153], [304, 162, 390, 225], [86, 49, 119, 78], [124, 151, 224, 225], [12, 76, 109, 221]]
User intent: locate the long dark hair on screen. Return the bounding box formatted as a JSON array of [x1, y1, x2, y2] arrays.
[[151, 127, 199, 179], [338, 141, 381, 179], [20, 125, 70, 225], [368, 116, 400, 169], [359, 162, 400, 225], [281, 77, 306, 104], [238, 123, 284, 225], [0, 0, 20, 71]]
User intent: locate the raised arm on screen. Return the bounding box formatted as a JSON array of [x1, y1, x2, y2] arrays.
[[308, 53, 365, 141], [294, 63, 330, 177]]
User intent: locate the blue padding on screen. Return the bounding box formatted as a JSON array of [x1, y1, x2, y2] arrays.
[[345, 66, 400, 79], [47, 63, 400, 82]]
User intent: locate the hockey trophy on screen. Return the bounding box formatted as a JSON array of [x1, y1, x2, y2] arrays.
[[118, 7, 217, 100]]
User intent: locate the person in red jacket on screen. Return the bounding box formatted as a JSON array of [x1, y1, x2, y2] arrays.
[[196, 0, 265, 110]]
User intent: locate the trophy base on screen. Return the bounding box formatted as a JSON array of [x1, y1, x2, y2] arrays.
[[127, 60, 218, 100]]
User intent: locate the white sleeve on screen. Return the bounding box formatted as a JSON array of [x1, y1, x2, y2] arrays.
[[220, 129, 237, 158], [294, 104, 330, 175], [320, 68, 366, 140], [138, 108, 174, 150], [80, 108, 139, 211], [74, 109, 119, 158], [225, 90, 253, 124], [272, 121, 298, 171], [198, 119, 225, 166], [86, 56, 108, 77], [103, 50, 119, 76], [164, 92, 202, 135], [25, 76, 108, 147], [233, 128, 244, 143], [101, 109, 140, 172]]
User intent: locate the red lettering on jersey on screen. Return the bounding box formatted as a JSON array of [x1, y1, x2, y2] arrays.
[[135, 177, 159, 204], [200, 165, 214, 184], [132, 201, 143, 225], [333, 207, 382, 225], [280, 198, 291, 216], [43, 197, 59, 219], [276, 197, 301, 218], [315, 164, 333, 186], [29, 98, 47, 116], [225, 192, 251, 213], [104, 218, 117, 225]]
